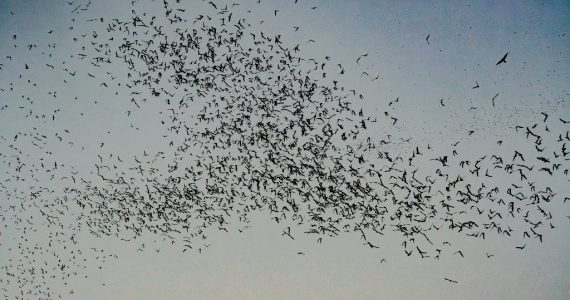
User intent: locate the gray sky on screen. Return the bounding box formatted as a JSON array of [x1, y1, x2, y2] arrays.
[[0, 0, 569, 299]]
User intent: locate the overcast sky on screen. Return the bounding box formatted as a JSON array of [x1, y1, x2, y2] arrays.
[[0, 0, 569, 299]]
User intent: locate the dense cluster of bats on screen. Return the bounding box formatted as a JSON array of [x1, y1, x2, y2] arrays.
[[0, 0, 568, 298]]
